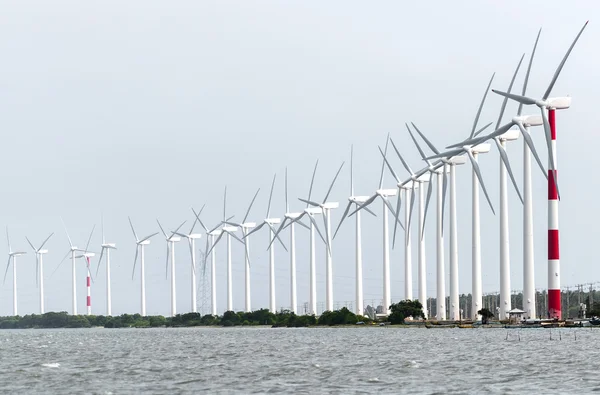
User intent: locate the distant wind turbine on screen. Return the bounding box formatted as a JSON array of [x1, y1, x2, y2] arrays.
[[4, 228, 26, 317]]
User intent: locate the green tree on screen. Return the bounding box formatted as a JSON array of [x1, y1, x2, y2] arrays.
[[388, 300, 425, 324]]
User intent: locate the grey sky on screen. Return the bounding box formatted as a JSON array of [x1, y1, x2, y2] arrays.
[[0, 1, 596, 316]]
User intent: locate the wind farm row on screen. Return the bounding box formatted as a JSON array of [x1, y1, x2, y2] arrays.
[[1, 22, 588, 320]]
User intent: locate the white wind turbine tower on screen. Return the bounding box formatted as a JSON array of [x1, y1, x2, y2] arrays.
[[350, 137, 402, 315], [333, 146, 376, 316], [192, 206, 230, 316], [221, 190, 260, 312], [206, 186, 245, 312], [388, 137, 431, 317], [300, 163, 344, 312], [25, 233, 53, 314], [273, 161, 327, 315], [129, 217, 159, 316], [171, 214, 204, 314], [4, 228, 27, 316], [157, 219, 186, 317], [270, 168, 311, 314], [246, 175, 288, 313], [95, 216, 117, 316]]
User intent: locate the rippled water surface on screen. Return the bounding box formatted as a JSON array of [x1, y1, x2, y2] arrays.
[[1, 326, 600, 394]]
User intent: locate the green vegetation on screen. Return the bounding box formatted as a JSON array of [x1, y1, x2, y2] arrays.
[[477, 308, 495, 324], [0, 308, 373, 329], [388, 300, 425, 324]]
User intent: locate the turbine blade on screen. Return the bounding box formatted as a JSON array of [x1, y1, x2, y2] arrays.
[[518, 123, 547, 179], [348, 194, 377, 217], [383, 196, 404, 232], [322, 162, 345, 203], [363, 205, 377, 217], [413, 126, 440, 155], [228, 231, 245, 246], [61, 217, 73, 248], [139, 232, 159, 243], [307, 160, 319, 206], [491, 90, 536, 106], [378, 146, 401, 183], [245, 221, 266, 238], [156, 220, 168, 239], [51, 250, 72, 278], [202, 236, 210, 276], [243, 188, 261, 224], [406, 123, 428, 162], [172, 221, 187, 236], [392, 190, 402, 249], [3, 256, 11, 285], [26, 236, 36, 252], [298, 198, 321, 207], [95, 247, 105, 278], [390, 138, 413, 175], [205, 231, 224, 259], [520, 28, 541, 116], [421, 177, 433, 240], [350, 145, 354, 196], [268, 223, 288, 252], [266, 174, 276, 218], [378, 135, 390, 190], [425, 148, 464, 161], [496, 54, 525, 130], [470, 73, 495, 138], [131, 246, 139, 280], [308, 214, 327, 245], [296, 220, 310, 231], [192, 207, 209, 233], [495, 138, 524, 204], [165, 243, 170, 279], [35, 254, 39, 287], [407, 184, 416, 233], [39, 233, 54, 250], [128, 216, 139, 241], [543, 21, 588, 101], [285, 167, 289, 212], [223, 186, 227, 222], [333, 201, 352, 240], [6, 227, 10, 252], [267, 217, 288, 251], [321, 211, 331, 256], [467, 150, 495, 215], [84, 225, 96, 253], [101, 214, 105, 244]]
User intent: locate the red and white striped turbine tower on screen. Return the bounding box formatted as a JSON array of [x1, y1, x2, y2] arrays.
[[493, 21, 588, 319]]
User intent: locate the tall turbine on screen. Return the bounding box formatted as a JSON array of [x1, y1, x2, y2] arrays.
[[59, 219, 85, 315], [25, 233, 53, 314], [492, 21, 588, 319], [172, 214, 203, 313], [4, 229, 26, 316], [270, 168, 310, 313], [300, 163, 344, 312], [72, 226, 96, 315], [388, 137, 430, 317], [222, 190, 260, 312], [95, 216, 117, 316], [350, 137, 403, 315], [129, 217, 159, 316], [333, 146, 376, 316], [273, 160, 326, 315], [157, 220, 186, 317], [246, 174, 288, 313], [206, 187, 244, 312]]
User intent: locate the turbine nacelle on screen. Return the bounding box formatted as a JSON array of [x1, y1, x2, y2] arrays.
[[168, 236, 182, 243], [306, 207, 322, 216], [187, 234, 202, 239], [240, 223, 257, 229], [498, 127, 520, 142], [448, 156, 467, 165], [470, 143, 491, 154], [101, 243, 117, 249], [546, 96, 572, 110], [285, 212, 303, 219], [351, 196, 370, 203], [376, 188, 397, 197], [208, 229, 222, 236], [138, 240, 151, 246], [398, 182, 416, 190], [222, 226, 238, 232], [38, 249, 48, 254], [322, 202, 339, 210], [513, 114, 542, 127]]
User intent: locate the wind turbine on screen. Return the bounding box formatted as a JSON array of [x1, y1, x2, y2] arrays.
[[333, 146, 377, 316], [269, 168, 311, 314], [206, 186, 245, 312], [492, 21, 588, 319], [426, 74, 500, 320], [246, 174, 288, 313], [129, 217, 159, 316], [300, 163, 344, 312], [272, 160, 326, 315], [388, 136, 431, 317], [58, 219, 89, 315], [221, 190, 260, 313], [404, 124, 449, 320], [171, 214, 203, 313], [157, 219, 186, 317], [74, 226, 96, 316], [25, 233, 53, 314], [95, 216, 117, 316], [4, 228, 26, 316], [350, 136, 402, 315], [192, 206, 229, 316]]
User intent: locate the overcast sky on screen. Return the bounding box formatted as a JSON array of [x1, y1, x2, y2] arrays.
[[0, 1, 596, 316]]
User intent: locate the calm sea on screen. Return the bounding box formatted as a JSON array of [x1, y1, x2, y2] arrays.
[[0, 326, 598, 394]]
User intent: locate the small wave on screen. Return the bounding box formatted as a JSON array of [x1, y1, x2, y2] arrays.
[[367, 378, 379, 383], [313, 364, 320, 368], [42, 363, 60, 368]]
